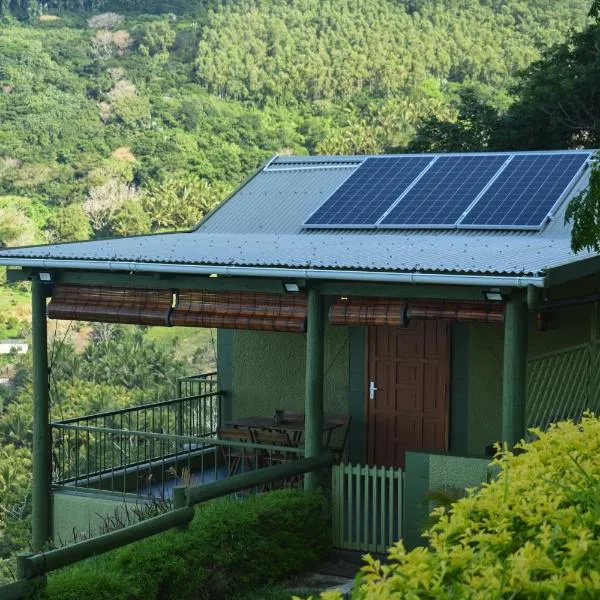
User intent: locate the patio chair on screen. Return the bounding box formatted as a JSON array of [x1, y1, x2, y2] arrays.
[[217, 426, 257, 476], [324, 413, 352, 464], [252, 429, 300, 488], [252, 429, 297, 466]]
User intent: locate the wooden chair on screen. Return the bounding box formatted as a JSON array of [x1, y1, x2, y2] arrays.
[[324, 413, 352, 464], [252, 429, 296, 466], [217, 426, 256, 476], [252, 429, 299, 488]]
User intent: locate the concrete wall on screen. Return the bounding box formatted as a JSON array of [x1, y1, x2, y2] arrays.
[[51, 489, 140, 545], [403, 451, 491, 549]]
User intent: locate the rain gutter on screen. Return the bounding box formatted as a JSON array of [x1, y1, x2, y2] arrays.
[[0, 258, 546, 288]]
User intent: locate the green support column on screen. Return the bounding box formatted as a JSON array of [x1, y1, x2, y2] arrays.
[[502, 290, 528, 447], [304, 287, 325, 492], [31, 276, 51, 551]]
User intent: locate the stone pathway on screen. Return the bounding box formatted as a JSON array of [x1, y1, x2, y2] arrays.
[[285, 558, 358, 597]]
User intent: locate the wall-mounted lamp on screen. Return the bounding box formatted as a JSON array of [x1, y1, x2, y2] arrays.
[[483, 289, 503, 302], [282, 282, 300, 293], [39, 272, 52, 283]]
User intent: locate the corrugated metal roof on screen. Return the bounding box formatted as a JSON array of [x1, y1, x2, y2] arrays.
[[0, 230, 592, 277], [0, 153, 594, 278]]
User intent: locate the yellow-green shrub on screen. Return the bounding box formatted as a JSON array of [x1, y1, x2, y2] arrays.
[[314, 414, 600, 599]]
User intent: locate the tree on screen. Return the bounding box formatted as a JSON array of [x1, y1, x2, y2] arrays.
[[0, 206, 36, 248], [409, 87, 501, 153]]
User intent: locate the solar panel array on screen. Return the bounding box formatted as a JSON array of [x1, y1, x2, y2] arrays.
[[460, 153, 588, 229], [303, 151, 592, 231], [304, 156, 432, 226], [379, 155, 508, 227]]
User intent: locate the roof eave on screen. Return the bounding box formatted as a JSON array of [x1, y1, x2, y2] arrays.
[[0, 257, 546, 288]]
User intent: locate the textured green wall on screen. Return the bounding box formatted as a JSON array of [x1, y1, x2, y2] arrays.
[[403, 452, 491, 549], [466, 322, 504, 455], [230, 321, 349, 419], [51, 490, 138, 545]]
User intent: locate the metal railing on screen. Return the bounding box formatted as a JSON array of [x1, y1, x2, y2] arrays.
[[51, 423, 304, 497], [51, 386, 222, 491], [176, 371, 218, 399]]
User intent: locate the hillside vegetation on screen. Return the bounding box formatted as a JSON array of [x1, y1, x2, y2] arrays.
[[0, 0, 591, 249]]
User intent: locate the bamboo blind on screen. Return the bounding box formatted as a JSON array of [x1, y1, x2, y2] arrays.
[[170, 290, 307, 333], [407, 299, 504, 323], [47, 285, 173, 326], [329, 297, 504, 325], [329, 297, 408, 327]]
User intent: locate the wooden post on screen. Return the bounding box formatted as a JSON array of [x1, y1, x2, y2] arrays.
[[502, 290, 528, 447], [31, 276, 51, 551], [304, 286, 324, 492]]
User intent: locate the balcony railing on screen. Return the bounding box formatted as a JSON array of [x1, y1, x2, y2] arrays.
[[50, 372, 304, 497]]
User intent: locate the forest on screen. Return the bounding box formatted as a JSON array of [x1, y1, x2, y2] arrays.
[[1, 0, 599, 582]]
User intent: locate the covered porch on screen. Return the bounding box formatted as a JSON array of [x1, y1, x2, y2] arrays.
[[17, 267, 548, 553]]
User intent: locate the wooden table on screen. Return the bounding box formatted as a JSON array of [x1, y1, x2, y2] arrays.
[[224, 414, 341, 446]]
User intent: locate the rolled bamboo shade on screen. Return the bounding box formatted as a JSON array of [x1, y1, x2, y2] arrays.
[[329, 297, 408, 327], [329, 297, 504, 325], [47, 284, 173, 326], [170, 291, 307, 333], [407, 299, 504, 323]]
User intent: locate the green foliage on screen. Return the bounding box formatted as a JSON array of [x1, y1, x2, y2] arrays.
[[39, 490, 330, 600], [409, 86, 504, 153], [139, 20, 175, 59], [44, 203, 91, 242], [142, 173, 228, 231], [565, 160, 600, 253], [495, 23, 600, 151], [315, 415, 600, 599], [195, 0, 587, 107]]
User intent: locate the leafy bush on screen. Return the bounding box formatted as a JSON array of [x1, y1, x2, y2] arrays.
[[316, 415, 600, 599], [39, 490, 330, 600]]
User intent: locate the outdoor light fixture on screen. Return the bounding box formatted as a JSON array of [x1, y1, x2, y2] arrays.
[[208, 273, 219, 278], [39, 272, 52, 282], [282, 282, 300, 293], [483, 289, 503, 302]]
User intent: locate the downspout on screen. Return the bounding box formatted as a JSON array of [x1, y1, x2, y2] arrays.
[[0, 258, 546, 288]]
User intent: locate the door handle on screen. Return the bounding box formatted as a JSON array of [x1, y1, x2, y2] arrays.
[[369, 380, 378, 400]]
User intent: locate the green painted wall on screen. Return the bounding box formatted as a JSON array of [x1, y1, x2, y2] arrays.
[[466, 322, 504, 455], [403, 451, 491, 549], [51, 489, 139, 545], [230, 321, 349, 419]]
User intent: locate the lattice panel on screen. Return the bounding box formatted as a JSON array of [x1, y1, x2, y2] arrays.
[[527, 345, 590, 431]]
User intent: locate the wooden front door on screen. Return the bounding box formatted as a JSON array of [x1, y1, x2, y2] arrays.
[[366, 320, 450, 468]]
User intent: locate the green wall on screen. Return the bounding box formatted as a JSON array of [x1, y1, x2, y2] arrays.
[[51, 489, 139, 545], [403, 452, 491, 549], [230, 321, 349, 419]]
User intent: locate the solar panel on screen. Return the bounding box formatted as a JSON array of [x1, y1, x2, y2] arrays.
[[459, 153, 590, 229], [304, 156, 433, 227], [378, 155, 509, 227]]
